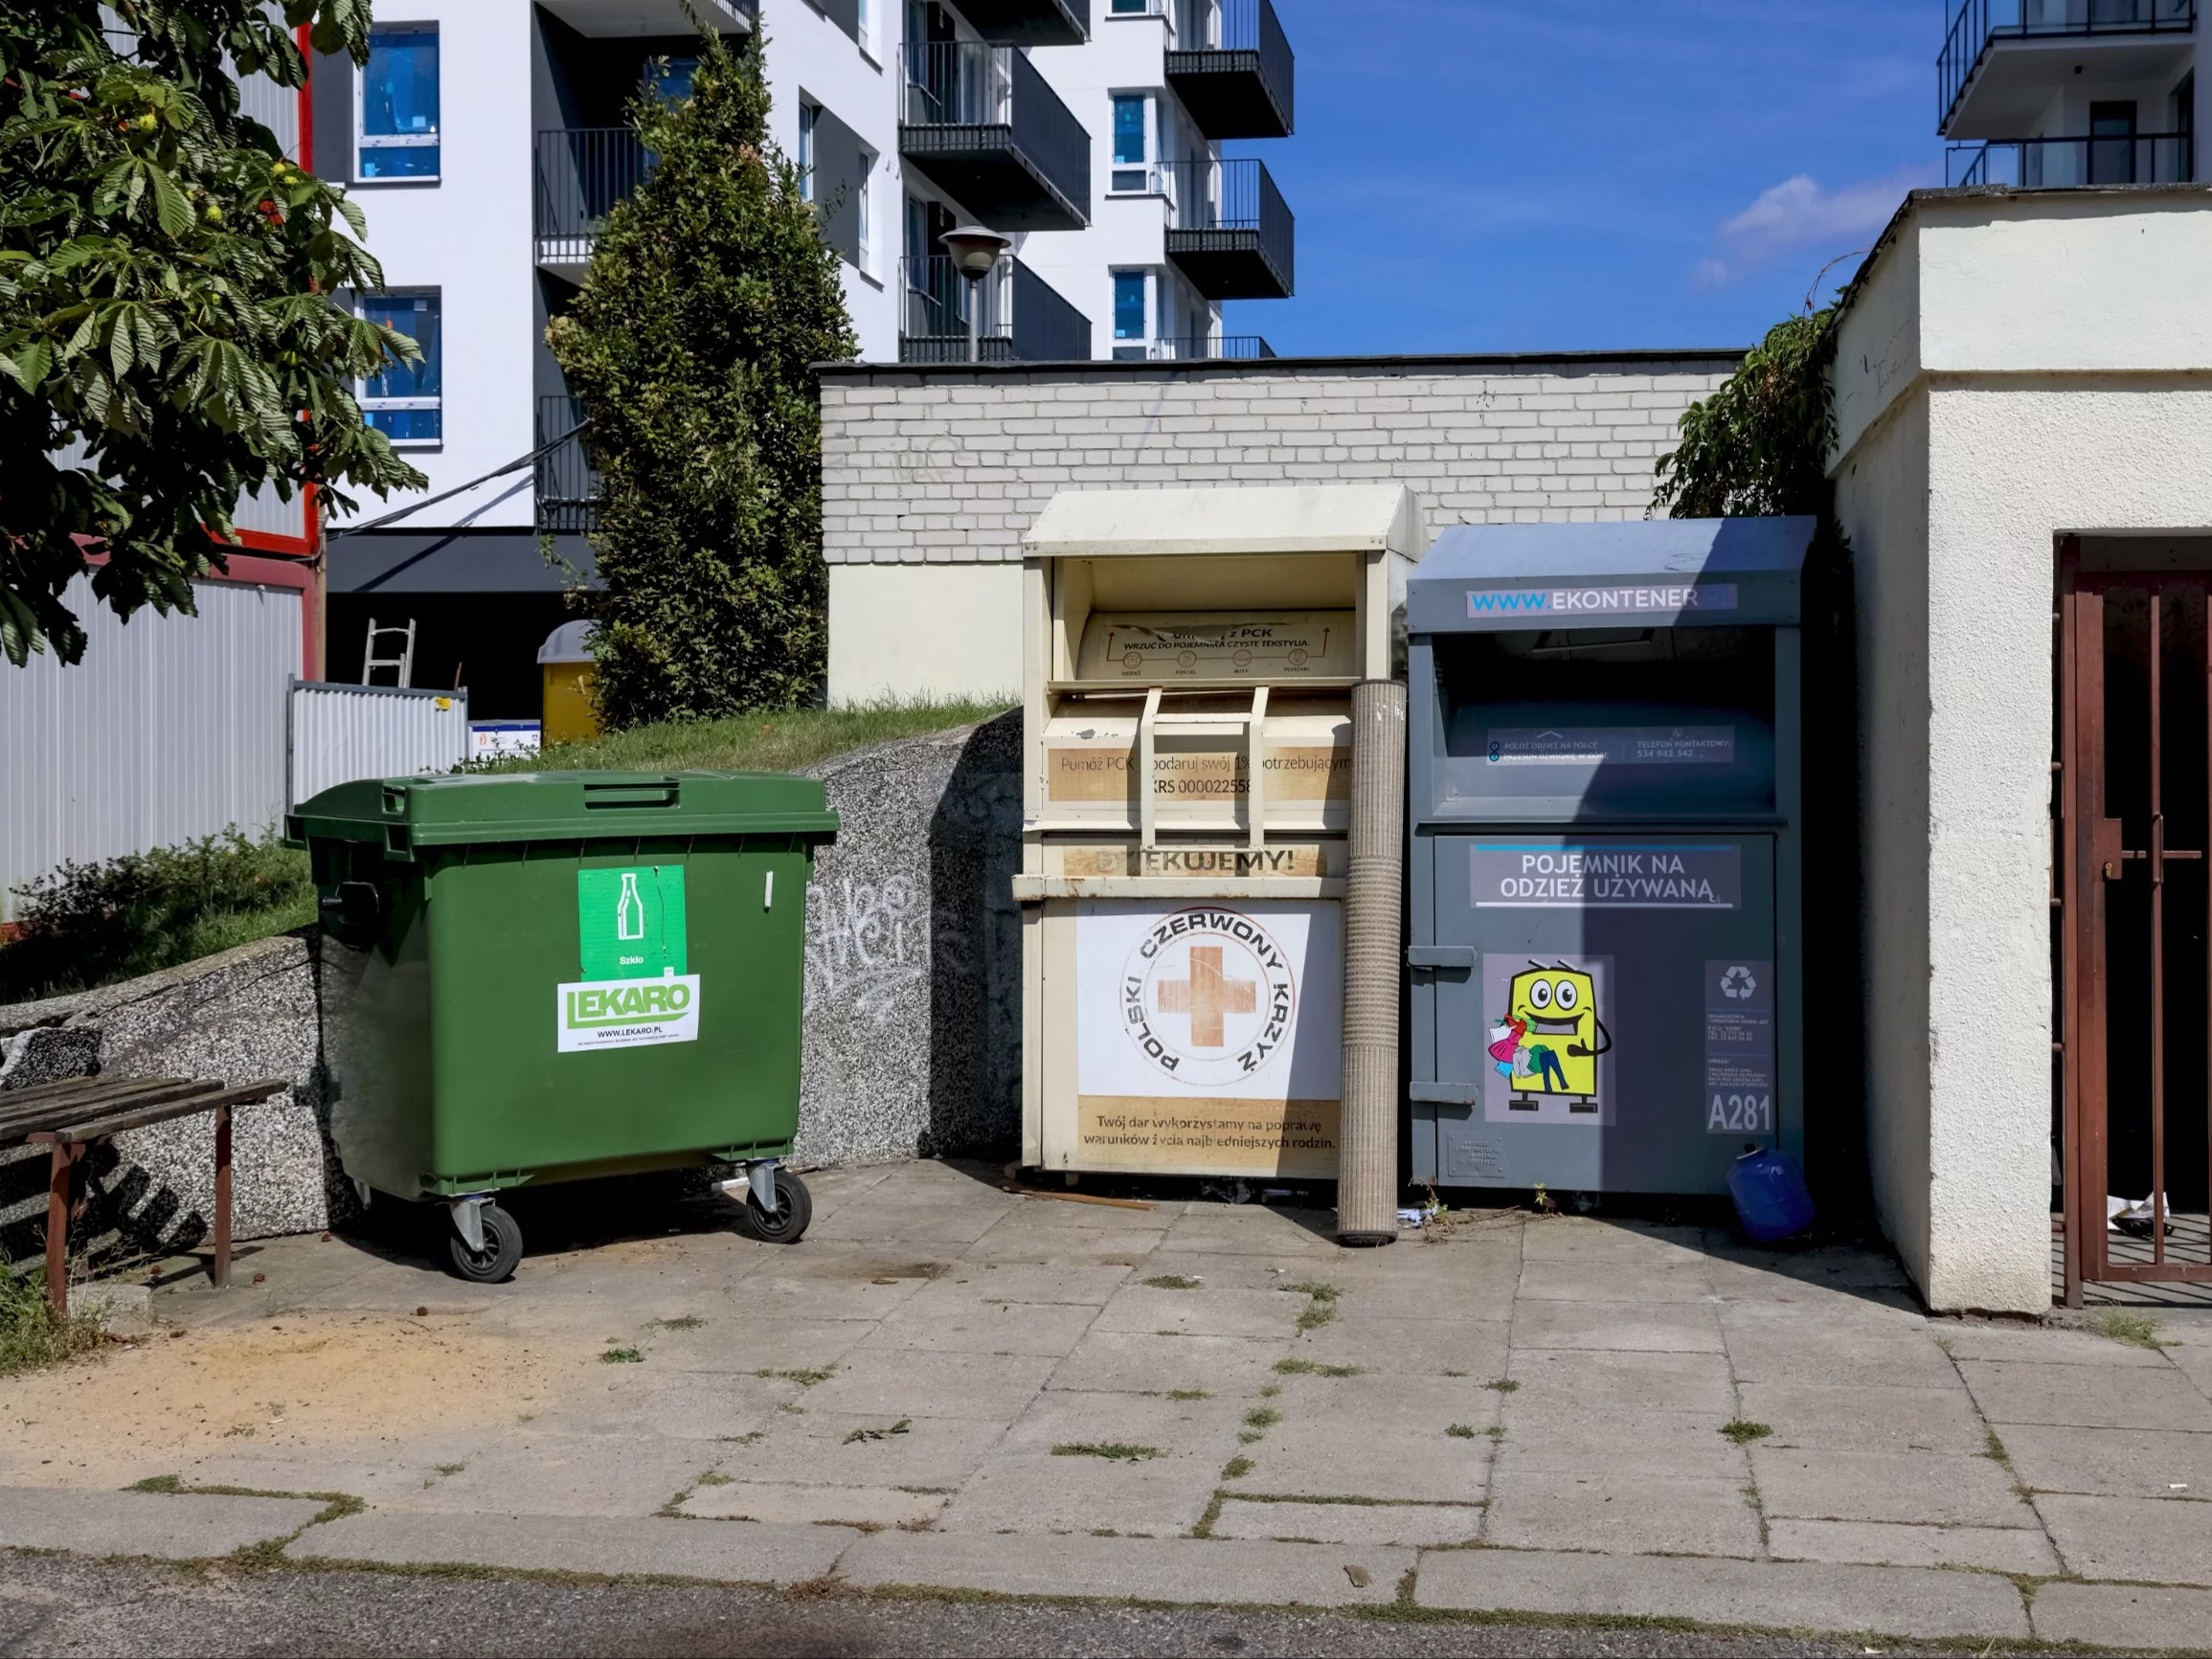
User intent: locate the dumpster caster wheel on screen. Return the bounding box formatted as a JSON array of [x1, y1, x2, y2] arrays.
[[743, 1170, 812, 1245], [447, 1201, 523, 1283]]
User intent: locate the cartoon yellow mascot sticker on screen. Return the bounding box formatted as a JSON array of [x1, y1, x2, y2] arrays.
[[1488, 961, 1612, 1114]]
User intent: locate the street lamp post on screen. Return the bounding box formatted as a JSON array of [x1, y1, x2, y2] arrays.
[[938, 224, 1011, 364]]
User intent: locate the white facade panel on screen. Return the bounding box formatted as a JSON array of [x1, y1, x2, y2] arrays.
[[1, 577, 301, 923], [287, 682, 472, 807]]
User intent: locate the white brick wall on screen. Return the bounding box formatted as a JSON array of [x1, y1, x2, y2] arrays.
[[819, 353, 1743, 566]]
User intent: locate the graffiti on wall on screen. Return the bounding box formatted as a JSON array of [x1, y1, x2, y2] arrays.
[[803, 870, 928, 1028]]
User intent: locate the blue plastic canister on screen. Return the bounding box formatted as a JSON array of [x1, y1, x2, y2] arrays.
[[1727, 1147, 1816, 1243]]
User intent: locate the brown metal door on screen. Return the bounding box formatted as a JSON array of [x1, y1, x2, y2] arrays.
[[2060, 544, 2212, 1304]]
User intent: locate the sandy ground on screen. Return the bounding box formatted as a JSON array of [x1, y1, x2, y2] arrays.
[[0, 1312, 568, 1491]]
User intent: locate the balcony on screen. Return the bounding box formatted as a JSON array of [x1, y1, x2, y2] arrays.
[[534, 0, 753, 35], [900, 43, 1091, 231], [1165, 0, 1293, 140], [1948, 130, 2195, 185], [952, 0, 1089, 46], [1162, 157, 1293, 300], [1142, 334, 1275, 360], [900, 256, 1093, 362], [1940, 0, 2194, 135], [536, 395, 599, 534], [534, 127, 651, 280]]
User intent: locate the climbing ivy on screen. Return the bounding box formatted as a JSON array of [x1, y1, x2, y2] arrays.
[[1653, 308, 1839, 523]]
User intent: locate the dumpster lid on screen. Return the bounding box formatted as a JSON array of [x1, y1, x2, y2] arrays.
[[1024, 484, 1426, 560], [537, 620, 598, 664], [1409, 517, 1814, 633], [286, 770, 838, 852]]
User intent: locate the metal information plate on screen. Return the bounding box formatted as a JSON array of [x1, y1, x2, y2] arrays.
[[1703, 957, 1774, 1135], [1468, 843, 1742, 910], [1072, 611, 1357, 682], [1484, 726, 1737, 767]]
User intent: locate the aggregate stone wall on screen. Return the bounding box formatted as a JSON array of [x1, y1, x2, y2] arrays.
[[0, 717, 1022, 1263], [818, 350, 1744, 568]]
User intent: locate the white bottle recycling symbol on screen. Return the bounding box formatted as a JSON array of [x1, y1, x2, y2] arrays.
[[617, 871, 646, 942]]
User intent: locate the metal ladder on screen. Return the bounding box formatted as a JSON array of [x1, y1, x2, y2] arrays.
[[362, 617, 417, 688]]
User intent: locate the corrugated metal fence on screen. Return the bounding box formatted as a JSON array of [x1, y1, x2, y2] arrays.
[[1, 575, 301, 922], [287, 682, 471, 809]]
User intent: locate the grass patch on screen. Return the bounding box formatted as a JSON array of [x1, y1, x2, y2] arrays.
[[479, 699, 1014, 779], [1720, 1420, 1772, 1444], [651, 1315, 705, 1331], [1273, 1356, 1360, 1378], [0, 1269, 107, 1377], [1143, 1274, 1203, 1290], [1165, 1389, 1210, 1401], [128, 1474, 185, 1493], [599, 1347, 643, 1364], [696, 1472, 734, 1486], [844, 1420, 912, 1445], [1237, 1405, 1280, 1445], [756, 1366, 836, 1386], [1483, 1379, 1519, 1394], [1446, 1424, 1478, 1440], [433, 1463, 466, 1477], [1221, 1456, 1253, 1481], [2094, 1309, 2166, 1351], [0, 828, 315, 1002], [1283, 1280, 1340, 1332], [1051, 1443, 1160, 1463]]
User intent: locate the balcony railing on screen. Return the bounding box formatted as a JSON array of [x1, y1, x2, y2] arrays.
[[899, 256, 1093, 362], [1161, 157, 1293, 300], [899, 42, 1091, 230], [1940, 0, 2194, 130], [536, 395, 599, 534], [954, 0, 1089, 46], [534, 128, 653, 273], [1147, 334, 1275, 360], [1164, 0, 1293, 140], [1948, 131, 2194, 185]]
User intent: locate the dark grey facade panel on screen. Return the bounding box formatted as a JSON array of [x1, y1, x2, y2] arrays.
[[328, 530, 601, 594]]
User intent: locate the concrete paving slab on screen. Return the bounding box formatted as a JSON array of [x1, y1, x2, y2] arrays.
[[899, 1263, 1136, 1308], [1733, 1381, 1991, 1455], [1943, 1324, 2173, 1366], [1049, 1331, 1284, 1396], [1514, 1260, 1715, 1304], [1282, 1316, 1510, 1379], [988, 1195, 1189, 1231], [677, 1481, 944, 1528], [1496, 1408, 1745, 1479], [836, 1529, 1411, 1606], [992, 1388, 1246, 1459], [1516, 1221, 1708, 1267], [524, 1371, 782, 1442], [1750, 1446, 2039, 1528], [934, 1450, 1224, 1537], [1155, 1214, 1339, 1257], [856, 1299, 1098, 1358], [1481, 1470, 1763, 1558], [1509, 1299, 1724, 1355], [957, 1227, 1170, 1266], [1504, 1347, 1737, 1414], [1960, 1359, 2212, 1431], [1094, 1285, 1307, 1340], [1132, 1254, 1379, 1293], [1723, 1328, 1958, 1391], [1999, 1422, 2212, 1498], [372, 1436, 718, 1518], [287, 1509, 853, 1584], [1210, 1498, 1484, 1546], [643, 1317, 876, 1375], [2037, 1491, 2212, 1584], [1413, 1546, 2030, 1640], [2030, 1580, 2212, 1652], [716, 1411, 1007, 1491], [1704, 1246, 1914, 1293], [804, 1348, 1058, 1422], [175, 1449, 487, 1506], [1767, 1517, 2063, 1574], [0, 1488, 326, 1560], [1226, 1428, 1492, 1506], [810, 1203, 1013, 1247], [711, 1277, 937, 1325]]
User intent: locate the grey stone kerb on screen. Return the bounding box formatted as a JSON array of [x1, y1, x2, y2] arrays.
[[0, 715, 1024, 1262]]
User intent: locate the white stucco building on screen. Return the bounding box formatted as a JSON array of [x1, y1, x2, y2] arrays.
[[310, 0, 1295, 710]]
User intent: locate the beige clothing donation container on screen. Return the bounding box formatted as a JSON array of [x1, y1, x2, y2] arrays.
[[1016, 485, 1428, 1180]]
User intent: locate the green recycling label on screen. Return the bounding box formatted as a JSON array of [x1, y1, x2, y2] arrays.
[[576, 866, 688, 980], [558, 865, 698, 1053]]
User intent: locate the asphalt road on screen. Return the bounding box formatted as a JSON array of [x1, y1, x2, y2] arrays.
[[0, 1554, 2034, 1658]]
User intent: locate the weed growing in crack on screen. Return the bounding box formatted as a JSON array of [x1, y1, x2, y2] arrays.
[[1221, 1456, 1253, 1480], [1283, 1281, 1341, 1331], [1052, 1443, 1160, 1462], [1721, 1420, 1772, 1444], [600, 1348, 643, 1365], [2095, 1310, 2166, 1351], [1143, 1274, 1203, 1290], [1446, 1424, 1478, 1439], [1275, 1356, 1360, 1378], [756, 1366, 834, 1385]]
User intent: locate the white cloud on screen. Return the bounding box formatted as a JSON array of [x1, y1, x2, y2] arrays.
[[1696, 164, 1938, 287]]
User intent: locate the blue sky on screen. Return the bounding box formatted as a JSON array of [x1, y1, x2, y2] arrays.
[[1229, 0, 1940, 355]]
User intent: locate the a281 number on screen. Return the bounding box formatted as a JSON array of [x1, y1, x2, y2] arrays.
[[1705, 1092, 1772, 1133]]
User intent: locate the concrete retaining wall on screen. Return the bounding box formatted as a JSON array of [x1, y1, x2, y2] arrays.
[[0, 718, 1021, 1265]]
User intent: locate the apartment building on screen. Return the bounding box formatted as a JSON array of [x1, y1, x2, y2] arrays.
[[315, 0, 1298, 713], [1940, 0, 2202, 185]]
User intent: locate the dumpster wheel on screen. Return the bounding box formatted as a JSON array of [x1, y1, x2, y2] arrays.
[[742, 1169, 812, 1245], [446, 1199, 524, 1283]]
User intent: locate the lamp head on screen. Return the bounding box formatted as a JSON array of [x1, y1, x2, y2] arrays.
[[939, 223, 1011, 277]]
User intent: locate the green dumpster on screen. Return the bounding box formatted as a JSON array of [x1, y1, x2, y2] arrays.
[[285, 771, 838, 1281]]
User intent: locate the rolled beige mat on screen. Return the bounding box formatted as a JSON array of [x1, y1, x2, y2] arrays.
[[1337, 677, 1407, 1246]]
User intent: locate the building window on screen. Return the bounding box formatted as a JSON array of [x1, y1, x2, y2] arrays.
[[857, 0, 875, 55], [799, 101, 818, 202], [1109, 0, 1151, 12], [357, 23, 439, 180], [855, 148, 875, 270], [1113, 270, 1147, 340], [646, 56, 697, 104], [1111, 94, 1148, 191], [360, 292, 442, 445]]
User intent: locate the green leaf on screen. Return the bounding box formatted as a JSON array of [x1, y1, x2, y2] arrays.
[[147, 161, 192, 237], [0, 338, 55, 391]]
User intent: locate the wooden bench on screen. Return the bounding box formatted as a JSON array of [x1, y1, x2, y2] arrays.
[[1, 1074, 288, 1316]]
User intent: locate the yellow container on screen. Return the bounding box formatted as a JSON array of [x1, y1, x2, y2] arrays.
[[538, 622, 600, 743]]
